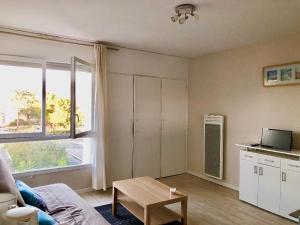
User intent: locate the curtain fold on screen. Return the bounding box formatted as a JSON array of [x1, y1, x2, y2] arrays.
[[92, 44, 108, 190]]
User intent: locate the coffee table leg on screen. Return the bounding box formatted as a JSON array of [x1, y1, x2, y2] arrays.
[[144, 207, 151, 225], [112, 186, 118, 216], [181, 199, 187, 225]]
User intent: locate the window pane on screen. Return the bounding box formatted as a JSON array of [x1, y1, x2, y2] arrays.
[[0, 138, 91, 173], [46, 64, 71, 135], [0, 62, 42, 135], [75, 62, 92, 134]]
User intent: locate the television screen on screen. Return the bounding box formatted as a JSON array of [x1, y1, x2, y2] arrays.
[[261, 128, 292, 151]]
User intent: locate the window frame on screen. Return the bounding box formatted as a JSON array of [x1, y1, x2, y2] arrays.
[[0, 55, 94, 143], [71, 56, 94, 139]]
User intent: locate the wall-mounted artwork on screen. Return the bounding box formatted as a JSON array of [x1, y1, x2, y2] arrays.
[[295, 66, 300, 80], [263, 62, 300, 87]]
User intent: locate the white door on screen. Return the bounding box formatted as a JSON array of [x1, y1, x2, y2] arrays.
[[280, 169, 300, 221], [107, 73, 134, 185], [133, 76, 161, 178], [161, 79, 186, 177], [239, 159, 258, 206], [258, 165, 281, 214]]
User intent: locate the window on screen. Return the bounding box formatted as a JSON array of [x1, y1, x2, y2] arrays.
[[0, 56, 93, 173], [0, 138, 91, 173], [0, 60, 43, 137], [46, 63, 71, 136], [74, 60, 93, 135]]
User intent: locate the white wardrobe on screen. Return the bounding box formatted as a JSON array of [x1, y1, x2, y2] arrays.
[[107, 73, 187, 185]]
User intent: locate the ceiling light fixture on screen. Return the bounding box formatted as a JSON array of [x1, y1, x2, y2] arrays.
[[171, 4, 199, 24]]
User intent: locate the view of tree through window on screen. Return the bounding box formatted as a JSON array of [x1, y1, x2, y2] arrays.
[[0, 138, 91, 172], [46, 65, 84, 135], [0, 58, 92, 173], [0, 63, 42, 134]]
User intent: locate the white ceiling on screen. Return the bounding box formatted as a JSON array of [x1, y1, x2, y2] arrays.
[[0, 0, 300, 57]]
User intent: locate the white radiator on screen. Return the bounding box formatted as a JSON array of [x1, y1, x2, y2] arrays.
[[204, 115, 224, 179]]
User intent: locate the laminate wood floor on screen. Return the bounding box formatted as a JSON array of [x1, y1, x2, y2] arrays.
[[80, 174, 295, 225]]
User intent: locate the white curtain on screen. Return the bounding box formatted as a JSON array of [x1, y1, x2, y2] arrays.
[[92, 44, 108, 190]]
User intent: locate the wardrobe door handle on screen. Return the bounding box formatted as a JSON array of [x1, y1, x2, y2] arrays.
[[254, 165, 258, 174], [282, 172, 287, 182], [258, 167, 263, 176], [132, 120, 134, 136]]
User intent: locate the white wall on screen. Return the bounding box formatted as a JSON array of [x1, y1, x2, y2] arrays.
[[0, 33, 188, 190], [188, 33, 300, 189], [108, 48, 188, 80], [0, 33, 93, 64]]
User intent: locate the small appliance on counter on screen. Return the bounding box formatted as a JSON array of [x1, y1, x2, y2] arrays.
[[261, 128, 293, 151]]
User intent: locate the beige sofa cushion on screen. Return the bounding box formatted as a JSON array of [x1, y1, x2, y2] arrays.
[[0, 157, 25, 206]]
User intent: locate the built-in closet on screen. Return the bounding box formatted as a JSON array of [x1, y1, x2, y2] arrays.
[[107, 73, 187, 185]]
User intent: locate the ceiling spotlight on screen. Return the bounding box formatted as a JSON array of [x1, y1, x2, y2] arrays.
[[178, 17, 186, 24], [171, 4, 199, 24], [191, 11, 199, 20], [171, 15, 179, 22]]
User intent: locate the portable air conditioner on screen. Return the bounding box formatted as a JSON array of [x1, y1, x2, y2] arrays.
[[204, 115, 224, 180]]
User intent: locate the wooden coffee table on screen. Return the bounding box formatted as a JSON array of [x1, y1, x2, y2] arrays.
[[112, 176, 187, 225]]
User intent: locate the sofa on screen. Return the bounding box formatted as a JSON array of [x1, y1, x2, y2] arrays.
[[0, 158, 109, 225], [34, 183, 109, 225]]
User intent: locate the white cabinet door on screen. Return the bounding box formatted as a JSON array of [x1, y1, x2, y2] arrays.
[[258, 165, 281, 214], [239, 159, 258, 206], [161, 79, 186, 177], [280, 169, 300, 221], [133, 76, 161, 178], [107, 73, 134, 185]]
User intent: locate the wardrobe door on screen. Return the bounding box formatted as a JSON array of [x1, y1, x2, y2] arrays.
[[161, 79, 187, 177], [107, 73, 134, 185], [134, 76, 161, 178]]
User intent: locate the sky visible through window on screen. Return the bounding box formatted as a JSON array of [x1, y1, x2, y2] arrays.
[[47, 69, 70, 98], [76, 70, 92, 133], [0, 65, 42, 129]]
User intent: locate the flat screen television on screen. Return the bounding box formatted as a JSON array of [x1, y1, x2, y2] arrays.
[[261, 128, 292, 151]]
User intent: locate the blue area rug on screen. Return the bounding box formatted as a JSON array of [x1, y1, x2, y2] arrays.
[[95, 203, 181, 225]]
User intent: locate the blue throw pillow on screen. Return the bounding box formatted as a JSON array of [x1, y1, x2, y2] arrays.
[[36, 208, 57, 225], [16, 180, 47, 211], [26, 205, 57, 225]]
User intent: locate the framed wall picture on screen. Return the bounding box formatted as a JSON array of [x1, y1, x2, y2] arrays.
[[295, 66, 300, 80], [263, 62, 300, 87]]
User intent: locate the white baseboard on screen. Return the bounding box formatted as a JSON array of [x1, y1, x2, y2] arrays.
[[187, 170, 239, 191], [75, 173, 239, 193], [75, 187, 94, 194]]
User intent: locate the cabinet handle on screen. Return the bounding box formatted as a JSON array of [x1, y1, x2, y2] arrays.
[[254, 165, 258, 174], [282, 172, 287, 182], [258, 167, 263, 176], [245, 155, 253, 158]]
